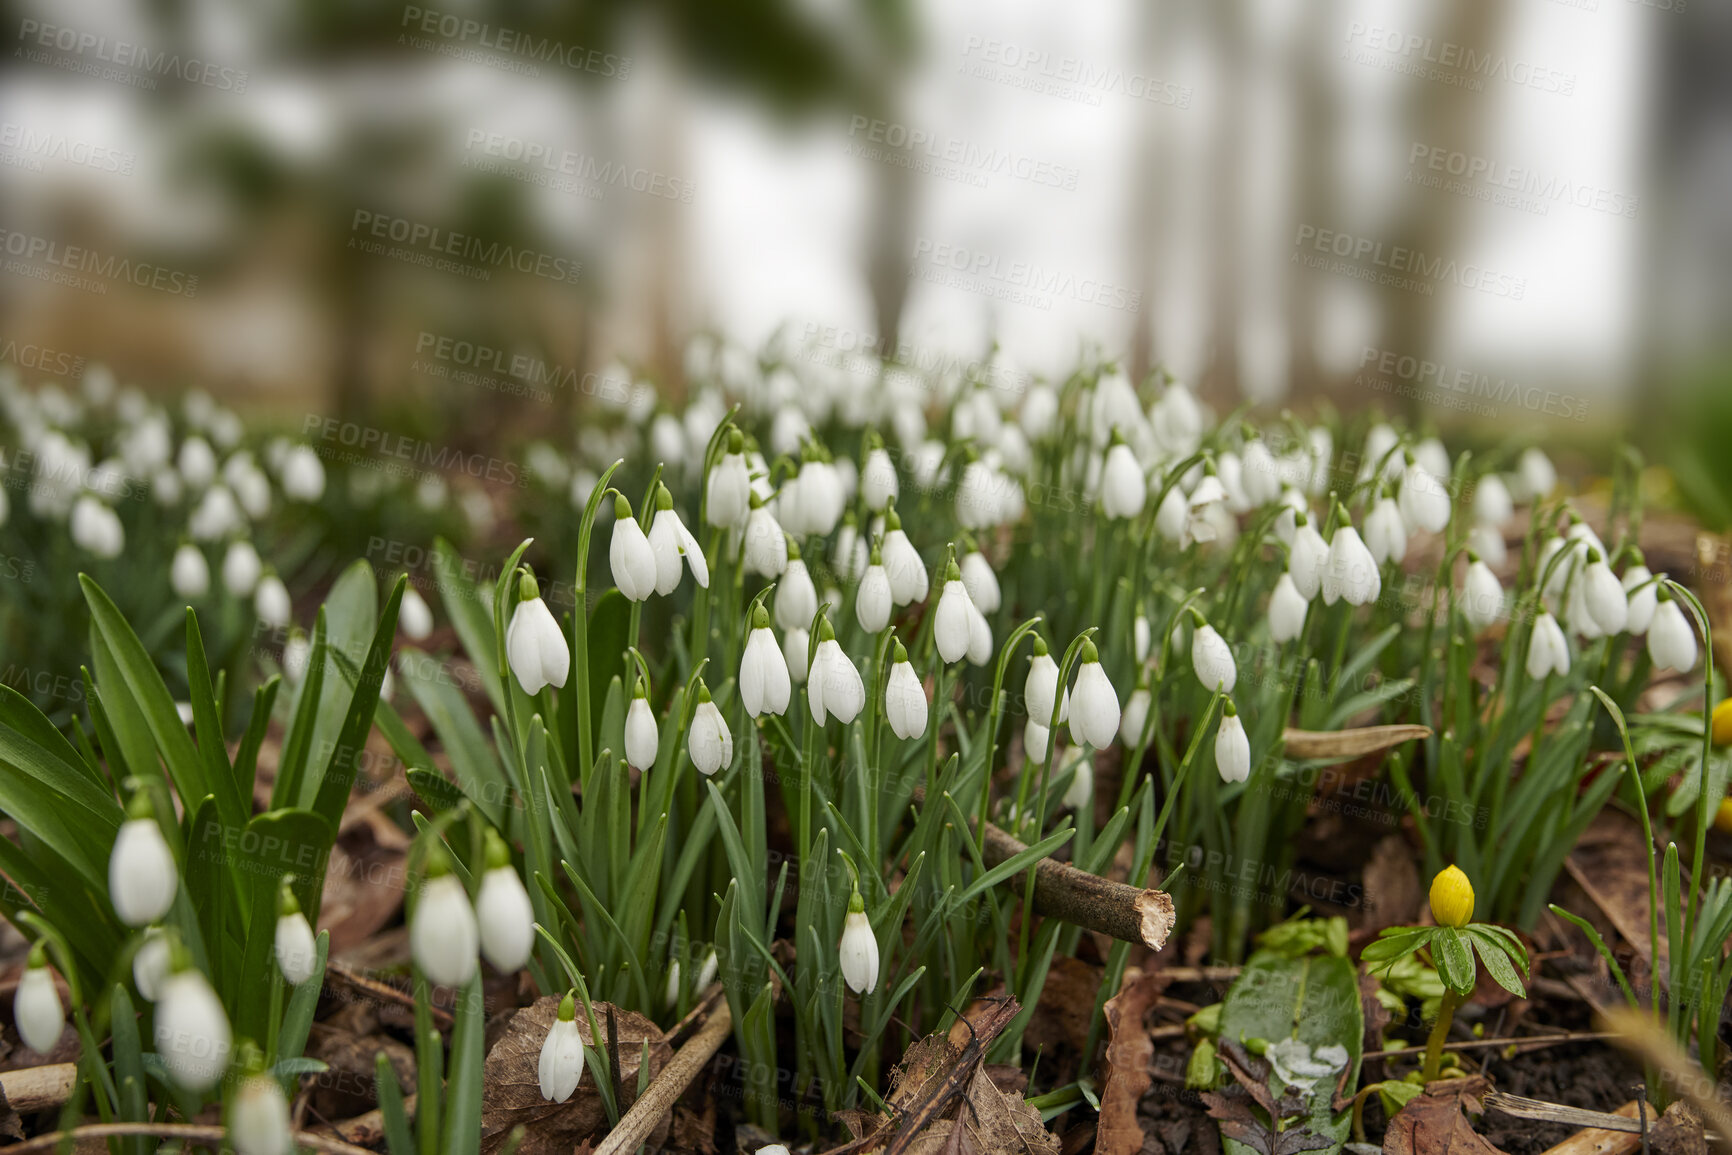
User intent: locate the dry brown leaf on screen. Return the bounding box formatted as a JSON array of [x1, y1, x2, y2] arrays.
[[1281, 725, 1431, 760], [894, 1067, 1059, 1155], [1022, 957, 1101, 1057], [1096, 967, 1163, 1155], [1382, 1075, 1506, 1155], [1564, 811, 1668, 974], [479, 996, 672, 1155], [1361, 835, 1422, 934], [318, 820, 408, 957]]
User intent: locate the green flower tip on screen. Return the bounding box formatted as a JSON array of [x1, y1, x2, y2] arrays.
[[557, 990, 577, 1021], [483, 828, 511, 871], [1079, 638, 1099, 664], [882, 504, 901, 531], [944, 558, 962, 583], [277, 876, 301, 916], [1188, 607, 1207, 629], [424, 843, 453, 880], [613, 494, 633, 520], [26, 943, 46, 969], [1586, 548, 1602, 565], [869, 541, 883, 565], [864, 429, 882, 451], [750, 603, 771, 631], [786, 537, 802, 561], [725, 427, 743, 454], [818, 616, 836, 643], [124, 790, 156, 821], [891, 639, 908, 664], [847, 890, 865, 915], [517, 571, 540, 602], [696, 682, 712, 704], [1031, 636, 1049, 658], [1222, 697, 1237, 718], [655, 485, 673, 511]]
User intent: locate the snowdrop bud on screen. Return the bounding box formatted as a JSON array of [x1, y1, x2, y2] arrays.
[[1191, 621, 1237, 693], [231, 1067, 293, 1155], [1268, 574, 1308, 643], [273, 879, 317, 985], [1068, 641, 1120, 749], [189, 485, 241, 540], [110, 799, 178, 927], [477, 831, 535, 973], [1288, 513, 1327, 601], [1025, 718, 1050, 764], [934, 562, 975, 665], [1154, 483, 1188, 543], [1021, 384, 1058, 439], [71, 496, 124, 558], [1099, 437, 1146, 520], [1648, 593, 1697, 673], [834, 516, 867, 583], [1184, 473, 1228, 545], [1581, 551, 1627, 635], [1214, 701, 1250, 784], [965, 597, 993, 667], [1460, 557, 1504, 632], [647, 488, 701, 596], [663, 958, 682, 1009], [838, 892, 879, 994], [280, 445, 325, 502], [626, 690, 660, 769], [610, 496, 658, 602], [1323, 523, 1381, 607], [689, 685, 734, 776], [15, 946, 63, 1054], [1216, 452, 1251, 514], [1241, 438, 1281, 506], [961, 550, 1001, 615], [1025, 639, 1070, 726], [1119, 686, 1151, 746], [154, 966, 231, 1091], [178, 437, 217, 489], [1622, 560, 1656, 634], [740, 607, 792, 718], [255, 574, 291, 629], [885, 640, 928, 740], [695, 949, 718, 991], [1473, 475, 1513, 525], [1364, 496, 1407, 566], [172, 543, 210, 600], [1525, 611, 1570, 680], [743, 498, 789, 578], [1468, 523, 1507, 568], [411, 855, 478, 988], [808, 620, 865, 725], [223, 540, 262, 598], [784, 627, 810, 685], [1398, 459, 1452, 534], [706, 431, 751, 529], [399, 586, 434, 641], [133, 927, 171, 1001], [880, 506, 929, 605], [777, 547, 818, 631], [856, 548, 893, 633], [506, 575, 571, 696], [539, 992, 586, 1103], [1062, 754, 1094, 811], [1518, 447, 1557, 501], [862, 440, 898, 511]]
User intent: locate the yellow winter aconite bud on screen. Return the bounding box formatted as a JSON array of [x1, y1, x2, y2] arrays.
[[1711, 698, 1732, 747], [1429, 865, 1475, 929], [1714, 797, 1732, 835]]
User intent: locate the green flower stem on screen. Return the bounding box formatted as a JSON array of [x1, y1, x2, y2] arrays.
[[1421, 989, 1462, 1081]]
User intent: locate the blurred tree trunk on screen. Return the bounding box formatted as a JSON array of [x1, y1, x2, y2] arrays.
[[1126, 0, 1170, 388], [1286, 0, 1335, 407], [1200, 0, 1246, 408], [865, 149, 916, 362]]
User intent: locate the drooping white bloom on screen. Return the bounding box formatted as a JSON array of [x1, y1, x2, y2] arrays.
[[1151, 382, 1202, 456], [15, 951, 63, 1054], [1120, 687, 1151, 746], [1240, 438, 1282, 506], [834, 517, 867, 583], [1288, 515, 1328, 601], [1214, 707, 1250, 784], [1525, 612, 1571, 680], [154, 967, 231, 1091], [189, 485, 243, 540], [1062, 754, 1094, 811], [965, 597, 993, 667], [1622, 563, 1657, 634], [862, 444, 899, 511], [742, 501, 789, 578], [1184, 474, 1228, 546], [689, 689, 734, 776], [1021, 384, 1058, 440], [954, 459, 1004, 530], [776, 553, 819, 632], [648, 500, 710, 595], [1648, 596, 1697, 673], [282, 632, 311, 686], [255, 575, 292, 629], [856, 556, 892, 633], [1099, 440, 1146, 520], [787, 458, 845, 536], [1473, 475, 1513, 525], [110, 813, 178, 927], [625, 693, 660, 769], [133, 927, 171, 1001], [1363, 497, 1407, 566], [1414, 437, 1451, 483], [1191, 623, 1237, 693], [1322, 525, 1381, 607], [399, 587, 434, 641], [538, 994, 586, 1103], [663, 958, 682, 1009], [1025, 718, 1050, 764], [273, 883, 318, 986], [1216, 452, 1251, 515], [280, 445, 325, 502], [1359, 424, 1401, 484], [222, 540, 262, 598], [880, 511, 928, 605], [1068, 642, 1120, 749], [231, 1073, 293, 1155], [178, 436, 217, 490], [784, 627, 810, 685], [960, 551, 1001, 614], [1025, 644, 1069, 727], [933, 569, 976, 665], [506, 583, 571, 696], [1518, 447, 1557, 501], [808, 626, 865, 725], [411, 868, 478, 988], [70, 496, 124, 558], [610, 497, 658, 601], [706, 434, 752, 529], [1268, 574, 1308, 643], [1460, 559, 1504, 632], [1132, 614, 1151, 664], [172, 544, 210, 600], [477, 848, 535, 973], [1581, 553, 1628, 636], [1468, 522, 1507, 568], [1154, 484, 1188, 543], [1398, 461, 1452, 534], [884, 644, 928, 741], [838, 896, 879, 994]]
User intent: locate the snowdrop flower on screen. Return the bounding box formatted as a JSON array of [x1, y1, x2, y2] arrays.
[[784, 627, 810, 684], [505, 576, 570, 696], [650, 413, 686, 469], [1216, 452, 1251, 515], [233, 466, 272, 521], [1154, 484, 1188, 543], [1183, 472, 1228, 546], [728, 609, 787, 722], [1152, 381, 1202, 456], [1526, 612, 1571, 680], [964, 594, 993, 667], [743, 497, 789, 578], [1648, 592, 1697, 673], [1581, 551, 1628, 636], [706, 430, 751, 529], [838, 892, 879, 994], [1120, 685, 1151, 746], [1474, 475, 1513, 526], [71, 496, 124, 558], [609, 496, 658, 602], [1099, 435, 1146, 520], [154, 965, 231, 1091], [1414, 437, 1451, 483], [1518, 447, 1557, 501], [231, 1066, 293, 1155], [539, 992, 586, 1103], [625, 688, 660, 769], [1363, 495, 1407, 566], [111, 800, 177, 927], [961, 550, 1001, 614], [222, 540, 262, 598], [884, 641, 928, 740], [1359, 424, 1401, 484], [1021, 384, 1058, 440], [1468, 523, 1507, 568], [647, 488, 709, 596], [189, 485, 243, 540], [1025, 718, 1051, 764], [879, 506, 928, 605], [477, 831, 535, 973], [1068, 641, 1120, 749], [1133, 612, 1151, 664], [273, 879, 318, 985], [282, 631, 311, 686], [1215, 702, 1250, 784], [1273, 488, 1308, 545], [133, 927, 171, 1001], [178, 437, 217, 490], [1460, 556, 1504, 632], [1322, 521, 1381, 607], [934, 561, 977, 665], [808, 619, 865, 725], [255, 574, 291, 629], [1025, 639, 1069, 726], [1240, 438, 1282, 507], [862, 439, 899, 513], [689, 685, 734, 776], [1622, 559, 1657, 634], [1191, 619, 1237, 693], [787, 455, 845, 536], [776, 544, 819, 631], [279, 445, 325, 502], [856, 546, 893, 633], [1398, 458, 1452, 534], [663, 958, 682, 1009], [172, 543, 210, 600], [399, 586, 434, 641], [1288, 512, 1327, 601], [15, 947, 62, 1054], [770, 405, 811, 459], [1268, 574, 1308, 643], [1062, 753, 1093, 811], [411, 854, 478, 988], [834, 515, 867, 583]]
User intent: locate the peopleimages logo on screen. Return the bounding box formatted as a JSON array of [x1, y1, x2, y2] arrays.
[[399, 7, 628, 79], [0, 122, 136, 175], [349, 210, 582, 285], [1342, 23, 1575, 95], [460, 130, 694, 203], [1292, 225, 1526, 300], [910, 238, 1141, 313], [1407, 142, 1639, 219], [16, 20, 249, 92], [845, 117, 1080, 191], [0, 227, 198, 297], [1357, 346, 1589, 422]]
